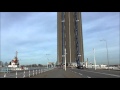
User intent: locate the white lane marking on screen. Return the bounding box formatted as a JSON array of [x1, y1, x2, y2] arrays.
[[87, 76, 91, 78], [71, 71, 74, 72], [79, 73, 82, 75], [81, 70, 120, 77]]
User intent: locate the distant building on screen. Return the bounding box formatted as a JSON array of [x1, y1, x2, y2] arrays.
[[47, 62, 55, 68]]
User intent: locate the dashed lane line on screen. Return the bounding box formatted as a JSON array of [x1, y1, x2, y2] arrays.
[[87, 76, 91, 78], [79, 73, 82, 75], [81, 70, 120, 78]]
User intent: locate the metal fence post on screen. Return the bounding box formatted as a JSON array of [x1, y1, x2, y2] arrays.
[[16, 71, 17, 78], [39, 69, 40, 74], [4, 73, 6, 78], [36, 69, 37, 75], [23, 70, 25, 78], [33, 70, 34, 76], [29, 70, 30, 77]]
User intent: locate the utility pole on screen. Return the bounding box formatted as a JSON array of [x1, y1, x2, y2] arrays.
[[93, 48, 96, 70], [69, 12, 71, 64], [119, 12, 120, 68], [46, 54, 50, 69], [16, 51, 18, 58], [100, 40, 109, 70], [65, 48, 66, 71], [86, 58, 88, 68]]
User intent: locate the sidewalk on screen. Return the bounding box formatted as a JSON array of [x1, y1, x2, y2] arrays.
[[28, 68, 81, 78]]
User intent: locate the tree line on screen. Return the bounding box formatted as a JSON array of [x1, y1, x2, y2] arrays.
[[0, 61, 8, 67]]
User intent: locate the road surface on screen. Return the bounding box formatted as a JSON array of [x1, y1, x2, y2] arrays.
[[29, 68, 81, 78], [70, 68, 120, 78], [1, 68, 120, 78]]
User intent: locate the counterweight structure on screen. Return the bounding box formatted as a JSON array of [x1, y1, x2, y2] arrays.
[[57, 12, 84, 67]]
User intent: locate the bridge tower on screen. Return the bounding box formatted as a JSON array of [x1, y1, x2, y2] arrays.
[[57, 12, 84, 67]]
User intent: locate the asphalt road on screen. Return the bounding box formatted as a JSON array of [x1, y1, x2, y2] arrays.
[[29, 68, 81, 78], [70, 68, 120, 78]]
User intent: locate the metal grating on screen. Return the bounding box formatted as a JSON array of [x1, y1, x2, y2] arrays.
[[61, 12, 65, 64], [74, 12, 80, 67]]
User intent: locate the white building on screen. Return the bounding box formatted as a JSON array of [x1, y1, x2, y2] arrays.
[[70, 62, 77, 67], [8, 57, 19, 68]]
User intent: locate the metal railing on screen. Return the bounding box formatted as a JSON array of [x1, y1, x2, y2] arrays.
[[0, 67, 54, 78]]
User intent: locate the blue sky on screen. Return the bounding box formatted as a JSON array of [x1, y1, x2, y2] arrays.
[[0, 12, 119, 65]]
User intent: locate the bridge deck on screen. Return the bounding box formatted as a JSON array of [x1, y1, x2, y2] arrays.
[[28, 68, 81, 78]]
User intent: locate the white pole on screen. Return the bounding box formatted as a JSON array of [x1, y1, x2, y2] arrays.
[[69, 12, 71, 64], [93, 48, 96, 70], [16, 71, 17, 78], [65, 48, 66, 71], [29, 70, 30, 77], [47, 62, 48, 69], [36, 69, 37, 75], [4, 73, 6, 78], [23, 70, 25, 78], [33, 70, 34, 76]]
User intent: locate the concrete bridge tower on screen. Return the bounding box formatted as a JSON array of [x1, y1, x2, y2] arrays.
[[57, 12, 84, 66]]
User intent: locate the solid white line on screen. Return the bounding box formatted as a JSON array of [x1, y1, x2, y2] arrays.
[[79, 73, 82, 75], [82, 70, 120, 77]]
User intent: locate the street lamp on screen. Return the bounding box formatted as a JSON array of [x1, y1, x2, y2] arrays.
[[47, 58, 49, 69], [46, 54, 50, 69], [78, 53, 81, 67], [100, 39, 109, 70], [93, 48, 96, 70], [119, 12, 120, 68]]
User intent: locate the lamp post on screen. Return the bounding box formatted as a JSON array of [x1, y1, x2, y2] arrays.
[[64, 48, 66, 71], [119, 12, 120, 68], [78, 53, 81, 68], [100, 39, 109, 70], [68, 12, 72, 64], [62, 48, 67, 71], [93, 48, 96, 70], [46, 54, 50, 69]]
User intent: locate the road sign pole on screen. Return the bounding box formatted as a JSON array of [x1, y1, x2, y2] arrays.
[[93, 48, 96, 70], [65, 48, 66, 71]]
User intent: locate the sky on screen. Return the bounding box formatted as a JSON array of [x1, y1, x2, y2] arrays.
[[0, 12, 119, 65]]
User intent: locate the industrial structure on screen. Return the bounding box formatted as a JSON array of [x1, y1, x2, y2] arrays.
[[57, 12, 84, 68], [8, 51, 19, 68]]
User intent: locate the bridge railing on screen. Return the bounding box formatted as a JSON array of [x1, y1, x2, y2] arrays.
[[0, 67, 55, 78]]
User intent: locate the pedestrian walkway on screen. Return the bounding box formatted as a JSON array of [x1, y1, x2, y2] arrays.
[[28, 68, 81, 78]]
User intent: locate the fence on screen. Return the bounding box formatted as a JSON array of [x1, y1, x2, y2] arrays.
[[0, 67, 54, 78]]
